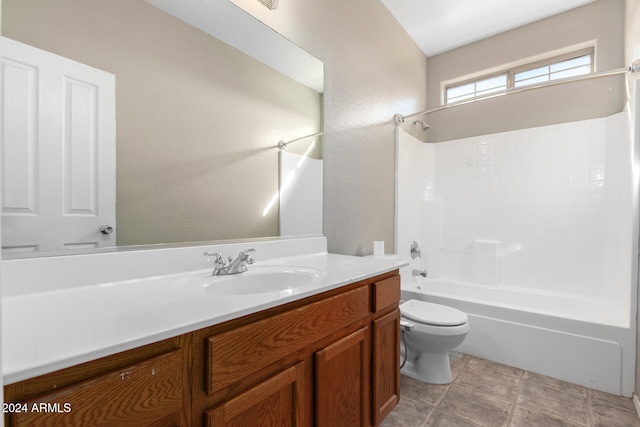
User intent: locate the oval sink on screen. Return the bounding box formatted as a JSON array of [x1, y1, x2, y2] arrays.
[[177, 265, 326, 296]]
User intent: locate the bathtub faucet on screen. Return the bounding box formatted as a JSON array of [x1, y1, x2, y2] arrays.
[[412, 269, 427, 278]]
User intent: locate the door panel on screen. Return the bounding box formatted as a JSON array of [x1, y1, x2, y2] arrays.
[[372, 309, 400, 425], [206, 363, 305, 427], [1, 36, 116, 253], [315, 327, 370, 427]]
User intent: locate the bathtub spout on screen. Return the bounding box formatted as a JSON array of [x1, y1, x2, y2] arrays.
[[412, 269, 427, 278]]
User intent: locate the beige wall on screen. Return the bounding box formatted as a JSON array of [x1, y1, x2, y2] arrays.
[[229, 0, 428, 255], [2, 0, 631, 261], [426, 0, 626, 142], [2, 0, 427, 256], [2, 0, 322, 246]]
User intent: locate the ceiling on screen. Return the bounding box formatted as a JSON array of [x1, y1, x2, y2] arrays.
[[380, 0, 597, 57]]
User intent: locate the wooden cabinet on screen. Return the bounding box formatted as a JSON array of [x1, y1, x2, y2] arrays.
[[316, 327, 370, 427], [205, 363, 305, 427], [372, 309, 400, 425], [10, 350, 185, 427], [371, 275, 401, 426], [4, 270, 400, 427], [4, 336, 192, 427], [203, 285, 370, 400]]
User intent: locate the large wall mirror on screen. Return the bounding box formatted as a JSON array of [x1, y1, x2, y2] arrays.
[[1, 0, 324, 258]]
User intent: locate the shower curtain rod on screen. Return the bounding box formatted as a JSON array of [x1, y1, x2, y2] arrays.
[[278, 132, 323, 150], [393, 66, 630, 126]]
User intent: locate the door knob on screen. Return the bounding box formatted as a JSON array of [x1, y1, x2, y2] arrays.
[[100, 225, 114, 234]]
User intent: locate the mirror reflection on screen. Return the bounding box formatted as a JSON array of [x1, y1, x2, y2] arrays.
[[0, 0, 324, 257]]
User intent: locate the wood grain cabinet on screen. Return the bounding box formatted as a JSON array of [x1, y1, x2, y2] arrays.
[[4, 270, 400, 427], [205, 363, 306, 427], [316, 327, 370, 427], [371, 276, 401, 425], [372, 309, 401, 425], [4, 337, 192, 427]]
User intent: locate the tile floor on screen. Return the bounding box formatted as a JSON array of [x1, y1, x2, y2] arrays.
[[381, 353, 640, 427]]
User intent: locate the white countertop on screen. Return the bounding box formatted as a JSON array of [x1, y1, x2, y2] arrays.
[[2, 238, 406, 384]]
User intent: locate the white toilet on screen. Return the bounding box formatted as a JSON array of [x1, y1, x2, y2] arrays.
[[399, 299, 470, 384]]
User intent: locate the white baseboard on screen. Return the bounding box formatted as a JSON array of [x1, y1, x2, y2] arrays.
[[634, 393, 640, 419]]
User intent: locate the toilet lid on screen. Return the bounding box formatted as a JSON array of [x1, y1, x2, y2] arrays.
[[400, 299, 468, 326]]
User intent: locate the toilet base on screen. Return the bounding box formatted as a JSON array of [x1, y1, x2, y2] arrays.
[[400, 351, 453, 384]]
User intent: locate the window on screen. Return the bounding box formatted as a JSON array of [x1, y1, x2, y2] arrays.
[[446, 74, 508, 104], [444, 48, 594, 105]]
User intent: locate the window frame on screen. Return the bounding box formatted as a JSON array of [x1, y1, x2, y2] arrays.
[[444, 47, 595, 106], [444, 71, 509, 105]]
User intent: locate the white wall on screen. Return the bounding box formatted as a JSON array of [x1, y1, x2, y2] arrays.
[[394, 128, 435, 278], [624, 0, 640, 402], [432, 114, 632, 304], [279, 150, 323, 236], [397, 113, 634, 316]]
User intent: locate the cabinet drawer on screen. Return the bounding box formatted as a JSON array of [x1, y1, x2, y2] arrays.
[[372, 275, 400, 313], [10, 350, 184, 427], [206, 285, 369, 395]]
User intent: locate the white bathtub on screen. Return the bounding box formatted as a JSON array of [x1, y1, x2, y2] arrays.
[[401, 276, 635, 396]]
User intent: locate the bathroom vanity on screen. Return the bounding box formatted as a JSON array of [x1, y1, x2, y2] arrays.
[[2, 237, 404, 426]]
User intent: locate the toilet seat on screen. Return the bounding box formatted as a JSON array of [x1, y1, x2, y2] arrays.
[[400, 299, 467, 326]]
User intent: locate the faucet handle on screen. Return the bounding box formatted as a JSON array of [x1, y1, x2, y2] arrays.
[[246, 253, 255, 265], [203, 251, 225, 265], [241, 248, 255, 264], [410, 241, 422, 259]]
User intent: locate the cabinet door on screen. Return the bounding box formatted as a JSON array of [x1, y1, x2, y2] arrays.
[[10, 350, 184, 427], [315, 327, 370, 427], [205, 363, 305, 427], [372, 309, 400, 426], [206, 286, 369, 397]]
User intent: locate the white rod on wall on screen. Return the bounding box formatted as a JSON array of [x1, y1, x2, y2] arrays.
[[277, 132, 323, 150], [393, 66, 629, 126]]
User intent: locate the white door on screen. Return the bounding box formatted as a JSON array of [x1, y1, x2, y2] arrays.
[[1, 37, 116, 254]]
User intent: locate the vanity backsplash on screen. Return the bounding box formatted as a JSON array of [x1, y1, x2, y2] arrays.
[[1, 236, 328, 297]]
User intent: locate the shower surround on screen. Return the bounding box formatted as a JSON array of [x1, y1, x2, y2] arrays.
[[395, 112, 636, 396]]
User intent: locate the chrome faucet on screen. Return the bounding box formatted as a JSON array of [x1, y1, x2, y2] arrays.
[[227, 248, 256, 274], [412, 269, 427, 278], [203, 251, 227, 276], [203, 248, 256, 276]]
